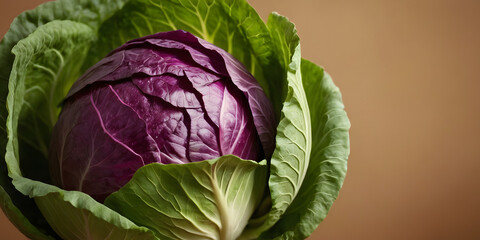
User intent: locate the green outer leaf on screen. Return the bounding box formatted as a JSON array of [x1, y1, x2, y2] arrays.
[[5, 20, 156, 239], [4, 20, 98, 238], [11, 177, 156, 240], [242, 13, 312, 239], [35, 194, 155, 240], [268, 12, 311, 207], [0, 185, 53, 239], [0, 0, 129, 237], [0, 0, 129, 83], [105, 156, 267, 240], [16, 18, 97, 185], [261, 60, 350, 239], [0, 0, 130, 146]]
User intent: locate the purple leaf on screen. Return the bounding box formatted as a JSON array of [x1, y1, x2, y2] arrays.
[[50, 30, 275, 201]]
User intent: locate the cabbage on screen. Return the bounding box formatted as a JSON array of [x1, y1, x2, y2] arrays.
[[50, 30, 275, 202], [0, 0, 350, 239]]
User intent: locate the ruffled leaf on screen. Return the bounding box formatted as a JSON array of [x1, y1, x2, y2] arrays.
[[260, 60, 350, 239], [242, 13, 312, 239]]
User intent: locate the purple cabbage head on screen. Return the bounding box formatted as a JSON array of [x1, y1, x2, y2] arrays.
[[49, 30, 275, 202]]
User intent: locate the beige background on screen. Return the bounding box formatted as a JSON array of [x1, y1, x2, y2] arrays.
[[1, 0, 480, 239]]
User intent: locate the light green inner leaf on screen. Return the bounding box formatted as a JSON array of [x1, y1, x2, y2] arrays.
[[105, 156, 267, 240]]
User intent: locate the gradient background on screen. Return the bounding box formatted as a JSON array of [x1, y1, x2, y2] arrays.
[[1, 0, 480, 239]]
